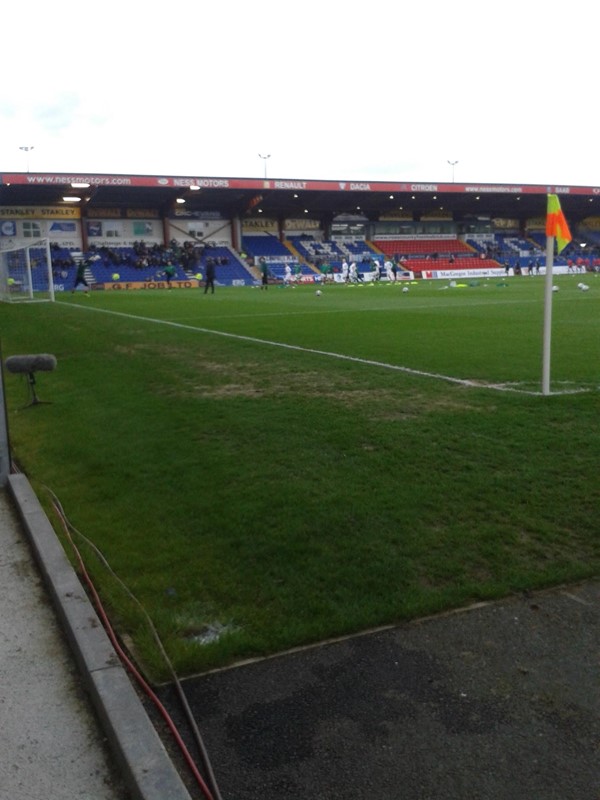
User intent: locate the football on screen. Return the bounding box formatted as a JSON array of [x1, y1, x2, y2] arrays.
[[112, 273, 120, 281], [315, 289, 322, 296]]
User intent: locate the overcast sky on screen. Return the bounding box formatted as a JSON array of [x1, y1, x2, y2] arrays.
[[1, 0, 597, 187]]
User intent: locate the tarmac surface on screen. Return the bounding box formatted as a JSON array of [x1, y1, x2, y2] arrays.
[[2, 474, 599, 800], [157, 582, 600, 800]]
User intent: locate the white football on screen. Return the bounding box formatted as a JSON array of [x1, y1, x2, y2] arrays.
[[315, 289, 322, 296], [552, 285, 559, 292], [402, 286, 409, 293]]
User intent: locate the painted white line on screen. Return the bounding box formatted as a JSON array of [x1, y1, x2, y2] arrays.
[[59, 301, 589, 396], [560, 591, 593, 606], [170, 297, 542, 323]]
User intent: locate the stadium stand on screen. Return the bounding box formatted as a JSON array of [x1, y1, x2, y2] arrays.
[[288, 235, 343, 263], [242, 234, 314, 281], [370, 237, 500, 273], [372, 238, 473, 257], [40, 232, 600, 291], [60, 243, 257, 286], [288, 236, 379, 272]]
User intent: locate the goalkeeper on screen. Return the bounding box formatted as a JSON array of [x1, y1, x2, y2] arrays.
[[72, 260, 90, 294]]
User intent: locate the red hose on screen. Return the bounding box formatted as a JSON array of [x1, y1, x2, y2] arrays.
[[52, 500, 216, 800]]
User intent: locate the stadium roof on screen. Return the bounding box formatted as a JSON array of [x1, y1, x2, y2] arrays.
[[2, 172, 600, 224]]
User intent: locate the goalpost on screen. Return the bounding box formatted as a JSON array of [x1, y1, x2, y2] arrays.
[[0, 238, 55, 302]]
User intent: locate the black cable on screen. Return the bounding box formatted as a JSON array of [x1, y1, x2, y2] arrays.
[[45, 487, 224, 800]]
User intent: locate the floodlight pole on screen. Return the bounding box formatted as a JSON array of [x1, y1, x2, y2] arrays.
[[447, 160, 458, 182], [19, 146, 34, 173], [259, 154, 271, 179]]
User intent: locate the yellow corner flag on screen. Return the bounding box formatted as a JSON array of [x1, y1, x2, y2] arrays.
[[546, 194, 572, 254]]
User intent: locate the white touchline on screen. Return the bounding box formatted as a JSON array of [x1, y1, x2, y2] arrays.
[[62, 302, 588, 397]]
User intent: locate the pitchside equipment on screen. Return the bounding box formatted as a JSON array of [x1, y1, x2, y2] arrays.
[[0, 239, 55, 302], [5, 354, 57, 407]]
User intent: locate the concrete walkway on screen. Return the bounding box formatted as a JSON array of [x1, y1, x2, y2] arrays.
[[1, 476, 194, 800], [0, 487, 128, 800]]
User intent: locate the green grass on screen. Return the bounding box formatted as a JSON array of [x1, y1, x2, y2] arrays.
[[2, 276, 599, 679]]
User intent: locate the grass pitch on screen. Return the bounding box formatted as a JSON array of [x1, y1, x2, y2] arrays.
[[2, 276, 599, 679]]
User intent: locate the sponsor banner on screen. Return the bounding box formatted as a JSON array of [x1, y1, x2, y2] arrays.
[[86, 208, 160, 219], [362, 271, 413, 282], [492, 218, 519, 229], [172, 210, 223, 219], [133, 221, 155, 235], [284, 218, 321, 230], [88, 208, 123, 218], [421, 269, 506, 279], [87, 221, 102, 236], [3, 174, 600, 197], [0, 206, 80, 218], [242, 218, 278, 232], [526, 217, 546, 229], [421, 268, 526, 279], [421, 210, 453, 219], [0, 221, 17, 236], [1, 174, 141, 187], [331, 235, 366, 242], [49, 221, 77, 232], [100, 279, 202, 291], [126, 208, 160, 219], [52, 240, 79, 248], [167, 177, 231, 189], [172, 210, 225, 219], [379, 211, 414, 220]]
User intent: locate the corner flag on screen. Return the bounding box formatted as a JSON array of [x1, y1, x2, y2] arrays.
[[541, 194, 572, 395], [546, 194, 572, 254]]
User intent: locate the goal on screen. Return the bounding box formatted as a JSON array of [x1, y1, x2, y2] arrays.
[[0, 239, 55, 302]]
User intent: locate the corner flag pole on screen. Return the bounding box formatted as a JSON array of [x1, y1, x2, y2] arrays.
[[541, 234, 555, 396], [542, 194, 572, 396]]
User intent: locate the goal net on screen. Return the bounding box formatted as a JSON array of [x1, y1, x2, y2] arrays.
[[0, 239, 55, 302]]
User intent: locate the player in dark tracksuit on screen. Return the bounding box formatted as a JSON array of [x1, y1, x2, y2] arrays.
[[204, 259, 216, 294], [72, 261, 89, 293]]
